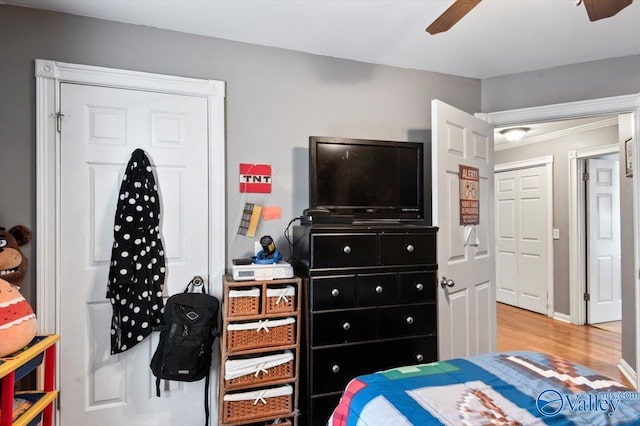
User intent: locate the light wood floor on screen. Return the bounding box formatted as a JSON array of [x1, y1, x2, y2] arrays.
[[497, 302, 633, 388]]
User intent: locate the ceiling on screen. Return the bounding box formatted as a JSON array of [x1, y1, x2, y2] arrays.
[[4, 0, 640, 79]]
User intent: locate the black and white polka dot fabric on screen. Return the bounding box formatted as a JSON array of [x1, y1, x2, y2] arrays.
[[107, 148, 166, 355]]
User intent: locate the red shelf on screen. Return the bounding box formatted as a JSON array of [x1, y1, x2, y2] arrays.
[[0, 335, 59, 426]]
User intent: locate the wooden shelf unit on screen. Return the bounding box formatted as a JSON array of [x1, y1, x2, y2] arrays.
[[219, 276, 301, 426], [0, 335, 59, 426]]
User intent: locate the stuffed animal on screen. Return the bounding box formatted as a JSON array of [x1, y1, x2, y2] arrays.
[[0, 277, 37, 357], [0, 225, 36, 357], [0, 225, 32, 287]]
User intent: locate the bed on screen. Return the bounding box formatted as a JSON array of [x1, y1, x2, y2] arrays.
[[328, 351, 640, 425]]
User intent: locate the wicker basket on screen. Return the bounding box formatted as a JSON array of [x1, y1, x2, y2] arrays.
[[225, 351, 294, 388], [222, 385, 292, 424], [227, 287, 260, 317], [227, 317, 296, 352], [266, 286, 296, 314]]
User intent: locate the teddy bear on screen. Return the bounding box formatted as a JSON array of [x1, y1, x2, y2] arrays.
[[0, 225, 37, 357], [0, 225, 32, 287]]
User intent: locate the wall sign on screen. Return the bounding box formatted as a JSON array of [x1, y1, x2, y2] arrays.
[[239, 163, 272, 193], [459, 165, 479, 225]]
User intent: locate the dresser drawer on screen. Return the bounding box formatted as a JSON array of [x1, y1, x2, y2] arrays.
[[311, 276, 356, 311], [312, 309, 376, 346], [310, 394, 341, 426], [399, 271, 436, 303], [311, 234, 377, 268], [374, 336, 438, 368], [378, 304, 436, 338], [311, 345, 376, 394], [356, 273, 397, 306], [380, 233, 436, 265]]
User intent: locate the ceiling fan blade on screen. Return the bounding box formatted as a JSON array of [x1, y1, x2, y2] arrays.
[[426, 0, 482, 35], [583, 0, 632, 21]]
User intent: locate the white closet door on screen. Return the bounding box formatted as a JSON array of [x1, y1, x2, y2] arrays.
[[59, 83, 211, 426], [495, 166, 549, 315]]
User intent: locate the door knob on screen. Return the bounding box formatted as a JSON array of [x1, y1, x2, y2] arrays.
[[440, 276, 455, 288]]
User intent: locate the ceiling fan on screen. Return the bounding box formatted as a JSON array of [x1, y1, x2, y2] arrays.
[[426, 0, 633, 35]]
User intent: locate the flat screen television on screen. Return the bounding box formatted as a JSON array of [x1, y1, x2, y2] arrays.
[[309, 136, 425, 222]]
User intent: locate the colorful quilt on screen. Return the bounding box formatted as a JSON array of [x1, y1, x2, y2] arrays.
[[329, 351, 640, 425]]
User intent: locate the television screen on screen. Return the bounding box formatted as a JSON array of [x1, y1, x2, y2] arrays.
[[309, 136, 425, 222]]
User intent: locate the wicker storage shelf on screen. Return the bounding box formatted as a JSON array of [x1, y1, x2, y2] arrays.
[[222, 385, 292, 424], [227, 318, 296, 352], [220, 276, 301, 426], [265, 286, 296, 314]]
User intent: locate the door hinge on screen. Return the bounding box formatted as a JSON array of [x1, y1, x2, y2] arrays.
[[583, 292, 590, 302], [582, 171, 589, 181], [56, 112, 65, 133]]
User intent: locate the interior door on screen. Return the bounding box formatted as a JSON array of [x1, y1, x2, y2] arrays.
[[587, 158, 622, 324], [59, 83, 210, 425], [495, 166, 549, 315], [432, 100, 496, 360]]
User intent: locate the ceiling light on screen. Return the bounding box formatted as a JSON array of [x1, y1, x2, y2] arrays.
[[500, 127, 530, 142]]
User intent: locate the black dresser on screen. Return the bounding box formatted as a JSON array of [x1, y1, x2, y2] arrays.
[[292, 224, 438, 425]]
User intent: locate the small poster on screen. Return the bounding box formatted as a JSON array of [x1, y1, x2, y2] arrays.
[[239, 163, 272, 193], [459, 165, 479, 225]]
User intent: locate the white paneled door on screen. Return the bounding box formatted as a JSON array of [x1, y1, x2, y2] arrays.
[[432, 100, 496, 360], [587, 158, 621, 324], [59, 83, 211, 425], [495, 166, 549, 315]]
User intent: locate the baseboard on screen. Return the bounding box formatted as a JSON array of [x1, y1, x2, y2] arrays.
[[619, 358, 638, 389], [553, 312, 571, 323]]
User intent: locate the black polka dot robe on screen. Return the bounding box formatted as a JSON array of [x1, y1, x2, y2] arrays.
[[107, 148, 166, 354]]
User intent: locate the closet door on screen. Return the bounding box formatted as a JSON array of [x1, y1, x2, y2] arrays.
[[496, 166, 549, 314]]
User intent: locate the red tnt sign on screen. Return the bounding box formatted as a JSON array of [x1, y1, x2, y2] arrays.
[[239, 163, 272, 193]]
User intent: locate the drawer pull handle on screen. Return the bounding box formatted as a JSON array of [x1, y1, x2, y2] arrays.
[[406, 244, 414, 253], [416, 353, 424, 362], [331, 288, 340, 297], [406, 316, 414, 324], [332, 364, 340, 374], [375, 285, 383, 294], [415, 282, 424, 291], [343, 245, 351, 254], [342, 322, 351, 331]]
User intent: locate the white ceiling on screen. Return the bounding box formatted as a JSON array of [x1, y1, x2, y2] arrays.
[[4, 0, 640, 79]]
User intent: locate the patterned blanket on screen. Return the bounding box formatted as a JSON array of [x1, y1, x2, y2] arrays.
[[329, 351, 640, 425]]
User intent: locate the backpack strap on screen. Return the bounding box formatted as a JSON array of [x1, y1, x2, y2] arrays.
[[204, 370, 210, 426], [156, 376, 161, 398]]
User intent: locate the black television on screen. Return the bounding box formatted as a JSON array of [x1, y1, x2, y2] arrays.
[[309, 136, 425, 223]]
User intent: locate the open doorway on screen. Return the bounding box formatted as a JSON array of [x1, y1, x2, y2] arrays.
[[493, 113, 627, 378]]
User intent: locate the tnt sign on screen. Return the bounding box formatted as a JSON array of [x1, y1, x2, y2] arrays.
[[239, 163, 272, 193]]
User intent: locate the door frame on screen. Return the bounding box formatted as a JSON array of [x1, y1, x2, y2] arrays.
[[35, 58, 226, 333], [568, 144, 620, 326], [494, 155, 554, 317], [478, 93, 640, 389]]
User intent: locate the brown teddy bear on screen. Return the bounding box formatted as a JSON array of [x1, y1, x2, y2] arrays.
[[0, 225, 36, 357], [0, 225, 32, 287]]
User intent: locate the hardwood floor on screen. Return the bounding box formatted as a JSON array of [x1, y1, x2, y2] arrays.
[[497, 302, 633, 388]]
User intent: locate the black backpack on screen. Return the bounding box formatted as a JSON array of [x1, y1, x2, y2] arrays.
[[150, 276, 220, 425]]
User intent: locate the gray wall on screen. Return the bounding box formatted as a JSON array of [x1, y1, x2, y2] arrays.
[[495, 125, 619, 315], [0, 4, 480, 305], [619, 114, 635, 371], [482, 55, 640, 112]]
